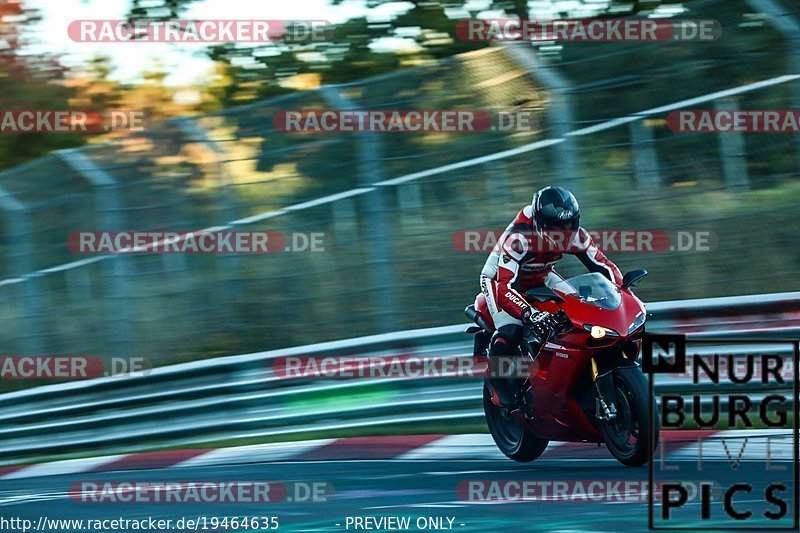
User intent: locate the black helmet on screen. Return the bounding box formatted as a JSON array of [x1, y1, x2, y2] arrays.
[[532, 186, 580, 231]]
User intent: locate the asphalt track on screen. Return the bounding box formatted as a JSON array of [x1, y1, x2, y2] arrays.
[[0, 448, 795, 532]]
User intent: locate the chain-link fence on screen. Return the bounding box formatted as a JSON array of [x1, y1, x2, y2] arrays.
[[1, 0, 799, 374]]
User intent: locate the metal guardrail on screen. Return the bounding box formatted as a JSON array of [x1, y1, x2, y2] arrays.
[[0, 292, 798, 463]]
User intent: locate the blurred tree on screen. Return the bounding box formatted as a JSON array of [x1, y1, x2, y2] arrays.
[[123, 0, 692, 104], [125, 64, 184, 122], [0, 1, 213, 169], [118, 0, 696, 187], [123, 1, 522, 102], [128, 0, 202, 19], [0, 0, 84, 168], [66, 55, 124, 114]]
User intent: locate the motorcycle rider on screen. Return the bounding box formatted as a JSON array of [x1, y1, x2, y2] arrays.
[[480, 186, 623, 408]]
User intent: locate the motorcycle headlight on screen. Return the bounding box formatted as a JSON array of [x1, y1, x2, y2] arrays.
[[583, 324, 620, 339], [628, 312, 646, 334]]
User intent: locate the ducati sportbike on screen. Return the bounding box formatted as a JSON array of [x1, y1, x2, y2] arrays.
[[465, 270, 659, 466]]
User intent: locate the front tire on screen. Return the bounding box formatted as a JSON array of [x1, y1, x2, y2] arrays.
[[598, 367, 659, 467], [483, 382, 548, 462]]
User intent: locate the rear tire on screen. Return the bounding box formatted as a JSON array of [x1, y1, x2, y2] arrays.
[[483, 382, 548, 462], [598, 367, 659, 467]]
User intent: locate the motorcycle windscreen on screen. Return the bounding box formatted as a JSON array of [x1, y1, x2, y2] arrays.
[[552, 272, 622, 310]]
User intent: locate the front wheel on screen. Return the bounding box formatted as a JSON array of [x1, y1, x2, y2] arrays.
[[598, 367, 659, 467], [483, 382, 549, 462]]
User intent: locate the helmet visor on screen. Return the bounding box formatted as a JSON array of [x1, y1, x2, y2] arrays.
[[546, 217, 579, 231]]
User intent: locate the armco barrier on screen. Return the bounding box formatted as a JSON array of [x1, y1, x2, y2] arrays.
[[0, 291, 798, 463]]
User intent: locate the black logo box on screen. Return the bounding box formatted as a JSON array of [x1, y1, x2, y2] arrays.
[[643, 333, 799, 531]]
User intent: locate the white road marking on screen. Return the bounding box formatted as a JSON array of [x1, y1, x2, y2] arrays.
[[175, 438, 335, 468], [397, 434, 568, 461], [0, 454, 126, 480]]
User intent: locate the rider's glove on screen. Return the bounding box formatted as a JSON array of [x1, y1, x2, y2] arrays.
[[522, 308, 555, 341]]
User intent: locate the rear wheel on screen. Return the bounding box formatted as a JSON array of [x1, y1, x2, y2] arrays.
[[483, 382, 548, 462], [598, 368, 659, 467]]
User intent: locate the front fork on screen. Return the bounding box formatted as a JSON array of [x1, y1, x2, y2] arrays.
[[592, 358, 619, 421]]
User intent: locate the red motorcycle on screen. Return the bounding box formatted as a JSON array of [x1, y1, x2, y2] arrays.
[[465, 270, 659, 466]]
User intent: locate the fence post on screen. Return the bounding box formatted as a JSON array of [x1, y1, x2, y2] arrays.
[[322, 86, 397, 333], [0, 185, 43, 354], [503, 43, 580, 196], [745, 0, 800, 172], [713, 98, 750, 191], [483, 161, 511, 207], [58, 149, 135, 357], [173, 118, 241, 329], [397, 183, 423, 228], [332, 197, 357, 238], [629, 118, 661, 189], [174, 118, 239, 226]]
